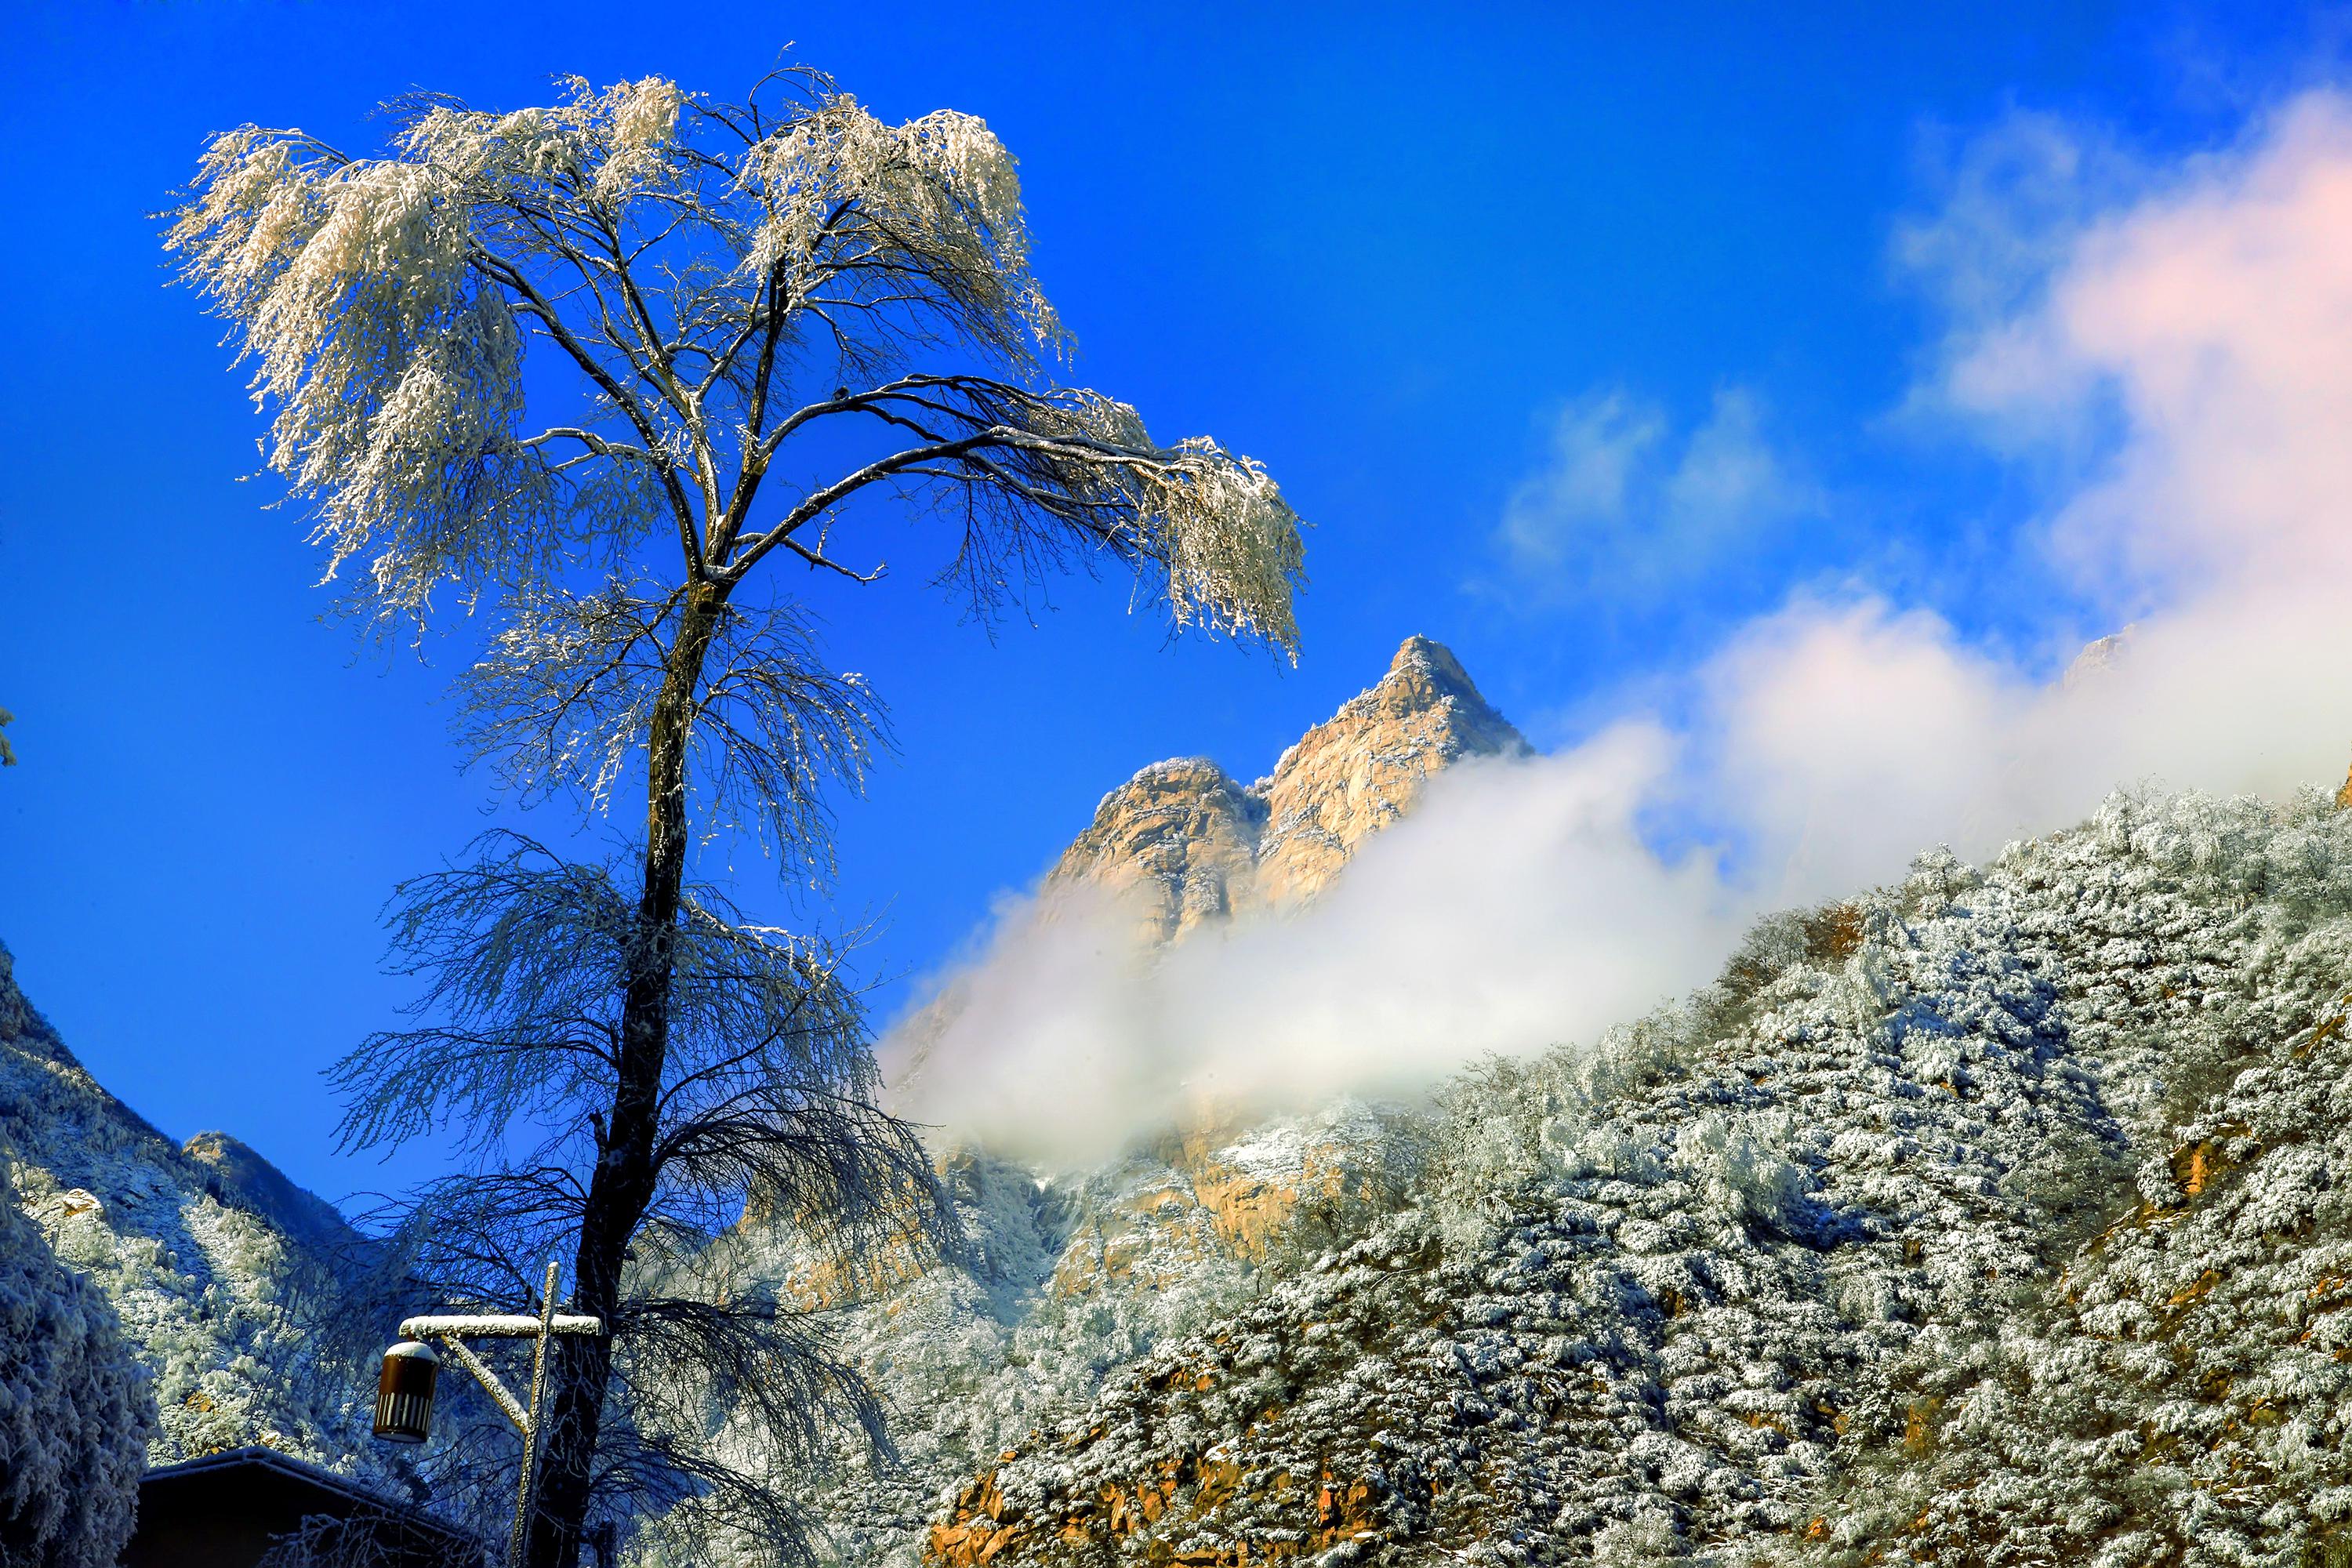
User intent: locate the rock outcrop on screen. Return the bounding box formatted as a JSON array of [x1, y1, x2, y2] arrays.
[[1049, 760, 1267, 944], [1049, 635, 1526, 936], [1254, 633, 1528, 903], [181, 1131, 351, 1252], [2060, 625, 2135, 691]]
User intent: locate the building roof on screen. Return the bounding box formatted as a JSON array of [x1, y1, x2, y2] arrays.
[[132, 1446, 482, 1568], [142, 1444, 408, 1506]]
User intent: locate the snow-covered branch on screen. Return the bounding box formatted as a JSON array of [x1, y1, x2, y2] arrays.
[[166, 71, 1304, 653]]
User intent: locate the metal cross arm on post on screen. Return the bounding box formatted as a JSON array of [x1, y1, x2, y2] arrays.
[[372, 1261, 604, 1568], [397, 1313, 605, 1340]]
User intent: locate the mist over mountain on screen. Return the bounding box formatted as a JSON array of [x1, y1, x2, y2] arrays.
[[887, 89, 2352, 1163], [15, 621, 2352, 1563], [750, 631, 2352, 1567]]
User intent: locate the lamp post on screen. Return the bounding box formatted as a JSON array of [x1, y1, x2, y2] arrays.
[[373, 1259, 603, 1568]]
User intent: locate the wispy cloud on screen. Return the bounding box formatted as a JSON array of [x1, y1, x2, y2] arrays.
[[1495, 387, 1821, 602], [1893, 111, 2143, 332]]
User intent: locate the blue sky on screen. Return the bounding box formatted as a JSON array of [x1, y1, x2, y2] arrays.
[[0, 0, 2342, 1198]]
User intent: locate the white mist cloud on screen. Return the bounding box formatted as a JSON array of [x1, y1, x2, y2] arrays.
[[1948, 95, 2352, 601], [893, 91, 2352, 1167], [895, 727, 1745, 1166]]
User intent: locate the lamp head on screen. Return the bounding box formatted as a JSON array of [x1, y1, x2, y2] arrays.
[[372, 1339, 438, 1444]]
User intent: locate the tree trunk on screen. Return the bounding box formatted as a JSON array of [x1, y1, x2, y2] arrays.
[[524, 580, 726, 1568]]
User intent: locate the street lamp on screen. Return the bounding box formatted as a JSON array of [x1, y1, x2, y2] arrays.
[[372, 1339, 439, 1443], [374, 1260, 604, 1568]]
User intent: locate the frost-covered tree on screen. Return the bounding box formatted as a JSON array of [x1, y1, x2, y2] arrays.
[[0, 1161, 154, 1568], [166, 61, 1305, 1568]]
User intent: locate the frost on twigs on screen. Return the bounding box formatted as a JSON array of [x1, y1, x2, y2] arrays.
[[734, 96, 1063, 373], [165, 53, 1301, 1568], [164, 129, 601, 620], [324, 833, 960, 1562], [931, 386, 1305, 655], [164, 69, 1304, 655], [456, 581, 889, 873]]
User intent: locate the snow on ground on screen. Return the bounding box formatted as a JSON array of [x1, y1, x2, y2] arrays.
[[19, 782, 2352, 1563], [760, 787, 2352, 1566]]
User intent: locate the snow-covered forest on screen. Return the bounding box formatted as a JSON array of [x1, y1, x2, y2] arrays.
[[17, 732, 2352, 1563], [746, 779, 2352, 1568]]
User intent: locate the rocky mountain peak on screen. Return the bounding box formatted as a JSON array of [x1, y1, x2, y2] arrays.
[[1363, 633, 1492, 720], [1051, 758, 1265, 943], [1049, 636, 1527, 935], [2060, 624, 2136, 691], [1253, 635, 1525, 904]]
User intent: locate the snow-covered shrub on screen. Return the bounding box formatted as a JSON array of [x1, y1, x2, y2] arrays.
[[1426, 1055, 1555, 1250], [1671, 1114, 1809, 1232], [1, 945, 390, 1483], [1773, 789, 2352, 1566], [0, 1161, 153, 1568]]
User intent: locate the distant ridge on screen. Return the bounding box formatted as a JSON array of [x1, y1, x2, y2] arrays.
[[1, 940, 376, 1468]]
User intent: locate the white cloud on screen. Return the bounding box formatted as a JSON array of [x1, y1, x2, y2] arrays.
[[1496, 387, 1820, 599], [1497, 390, 1662, 562], [895, 90, 2352, 1167], [892, 726, 1744, 1168], [1893, 110, 2142, 332], [1943, 95, 2352, 603]]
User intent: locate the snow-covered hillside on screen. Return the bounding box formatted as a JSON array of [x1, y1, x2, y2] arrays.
[[16, 636, 2352, 1566], [727, 641, 2352, 1567], [0, 941, 387, 1475], [769, 788, 2352, 1568]]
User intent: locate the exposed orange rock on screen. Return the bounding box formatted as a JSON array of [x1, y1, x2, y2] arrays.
[[1902, 1396, 1944, 1457], [1047, 636, 1527, 938], [2168, 1124, 2249, 1200], [926, 1445, 1385, 1568], [1051, 759, 1267, 944], [2167, 1269, 2223, 1309], [1251, 636, 1526, 906], [1042, 1109, 1416, 1301]]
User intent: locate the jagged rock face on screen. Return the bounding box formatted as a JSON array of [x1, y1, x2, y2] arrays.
[[1254, 633, 1528, 906], [1051, 760, 1267, 944], [1041, 1109, 1422, 1303], [726, 1100, 1428, 1568], [772, 786, 2352, 1568], [1050, 636, 1527, 937], [2060, 626, 2135, 691]]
